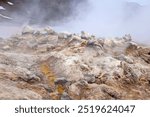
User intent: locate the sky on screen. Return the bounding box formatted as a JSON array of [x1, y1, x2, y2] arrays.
[[54, 0, 150, 44], [128, 0, 150, 5], [0, 0, 150, 44]]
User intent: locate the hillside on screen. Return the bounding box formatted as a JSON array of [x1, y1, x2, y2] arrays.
[[0, 26, 150, 100]]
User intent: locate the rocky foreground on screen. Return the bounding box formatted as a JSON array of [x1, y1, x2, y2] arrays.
[[0, 26, 150, 100]]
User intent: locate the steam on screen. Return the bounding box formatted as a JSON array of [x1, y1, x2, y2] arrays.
[[55, 0, 150, 44], [0, 0, 150, 44], [0, 0, 87, 37], [0, 0, 87, 25]]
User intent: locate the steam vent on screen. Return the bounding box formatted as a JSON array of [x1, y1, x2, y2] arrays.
[[0, 26, 150, 100]]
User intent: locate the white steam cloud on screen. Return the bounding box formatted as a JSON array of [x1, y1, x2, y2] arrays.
[[0, 0, 86, 37], [0, 0, 150, 44], [55, 0, 150, 44]]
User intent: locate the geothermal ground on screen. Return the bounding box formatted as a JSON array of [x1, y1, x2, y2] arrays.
[[0, 26, 150, 100]]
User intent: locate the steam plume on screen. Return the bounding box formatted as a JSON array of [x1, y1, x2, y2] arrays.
[[0, 0, 87, 25]]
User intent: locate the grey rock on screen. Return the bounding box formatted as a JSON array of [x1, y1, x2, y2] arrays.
[[22, 26, 34, 35], [115, 54, 134, 64], [54, 77, 68, 85], [61, 92, 71, 100], [81, 31, 91, 40], [44, 27, 55, 35], [84, 74, 95, 83]]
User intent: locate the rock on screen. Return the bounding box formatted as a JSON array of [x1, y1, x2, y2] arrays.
[[138, 47, 150, 64], [36, 44, 53, 53], [2, 45, 10, 50], [60, 92, 71, 100], [81, 31, 91, 40], [122, 34, 132, 41], [58, 32, 71, 39], [125, 42, 139, 56], [84, 74, 95, 83], [22, 26, 34, 35], [44, 27, 55, 35], [0, 79, 42, 99], [0, 26, 150, 100], [68, 83, 122, 100], [14, 67, 41, 82], [34, 27, 55, 36], [54, 77, 68, 85], [121, 62, 140, 84], [115, 54, 134, 64], [86, 39, 104, 49], [68, 82, 82, 99]]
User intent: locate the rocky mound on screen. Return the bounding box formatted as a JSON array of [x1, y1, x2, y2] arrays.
[[0, 26, 150, 100]]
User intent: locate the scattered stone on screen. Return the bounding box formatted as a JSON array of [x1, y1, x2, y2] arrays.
[[14, 67, 41, 82], [81, 31, 91, 40], [0, 26, 150, 100], [58, 32, 71, 39], [60, 92, 71, 100], [54, 77, 68, 85], [44, 27, 55, 35], [84, 74, 95, 83], [22, 26, 34, 35], [123, 34, 132, 41], [2, 45, 10, 50], [115, 54, 134, 64]]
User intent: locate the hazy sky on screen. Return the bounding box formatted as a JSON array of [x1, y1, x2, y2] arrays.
[[54, 0, 150, 43], [129, 0, 150, 5], [0, 0, 150, 43]]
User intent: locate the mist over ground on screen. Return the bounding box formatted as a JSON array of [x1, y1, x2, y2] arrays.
[[54, 0, 150, 44], [0, 0, 87, 37], [0, 0, 150, 44]]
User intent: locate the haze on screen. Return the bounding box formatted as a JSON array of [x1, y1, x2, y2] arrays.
[[54, 0, 150, 44], [0, 0, 150, 44]]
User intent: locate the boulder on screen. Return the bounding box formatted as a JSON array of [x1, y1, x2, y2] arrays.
[[22, 26, 35, 35]]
